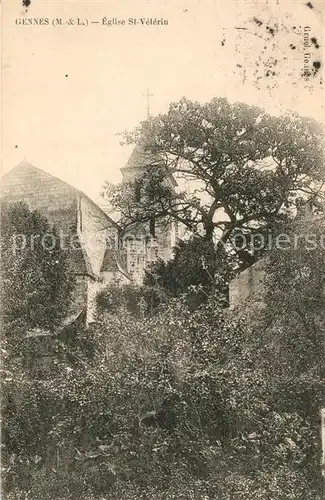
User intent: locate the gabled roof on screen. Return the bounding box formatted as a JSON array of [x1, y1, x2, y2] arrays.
[[78, 191, 121, 231], [73, 243, 96, 278], [100, 247, 131, 281], [1, 161, 76, 193], [1, 161, 122, 279], [121, 145, 160, 170], [1, 161, 121, 230]]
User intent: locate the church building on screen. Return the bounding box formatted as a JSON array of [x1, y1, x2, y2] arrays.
[[0, 151, 178, 324]]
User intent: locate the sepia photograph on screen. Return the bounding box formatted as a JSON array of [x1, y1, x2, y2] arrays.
[[1, 0, 325, 498]]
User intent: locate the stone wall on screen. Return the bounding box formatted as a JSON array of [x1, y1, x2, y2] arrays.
[[229, 259, 266, 311], [124, 222, 176, 284], [125, 236, 147, 283]]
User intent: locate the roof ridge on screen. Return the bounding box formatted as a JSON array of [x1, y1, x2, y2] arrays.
[[2, 161, 121, 230]]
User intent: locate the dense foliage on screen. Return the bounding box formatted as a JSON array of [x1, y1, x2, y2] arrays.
[[96, 237, 232, 314], [1, 202, 76, 496], [5, 240, 324, 499], [143, 236, 232, 309], [0, 201, 74, 333]]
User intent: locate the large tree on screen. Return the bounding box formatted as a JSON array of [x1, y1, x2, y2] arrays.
[[104, 97, 324, 265]]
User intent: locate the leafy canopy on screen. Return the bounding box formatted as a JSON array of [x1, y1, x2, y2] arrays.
[[105, 97, 324, 265]]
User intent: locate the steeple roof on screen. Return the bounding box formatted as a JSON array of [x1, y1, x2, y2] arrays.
[[121, 144, 158, 171], [121, 145, 177, 187]]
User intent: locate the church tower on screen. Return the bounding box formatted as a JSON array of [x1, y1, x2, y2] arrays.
[[121, 144, 178, 283]]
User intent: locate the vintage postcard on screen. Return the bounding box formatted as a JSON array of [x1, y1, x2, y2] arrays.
[[1, 0, 325, 498]]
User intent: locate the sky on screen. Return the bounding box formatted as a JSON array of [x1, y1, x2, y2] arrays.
[[1, 0, 324, 201]]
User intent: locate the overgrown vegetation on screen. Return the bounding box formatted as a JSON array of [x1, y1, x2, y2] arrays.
[[2, 99, 325, 498], [1, 201, 74, 334], [4, 225, 325, 498]]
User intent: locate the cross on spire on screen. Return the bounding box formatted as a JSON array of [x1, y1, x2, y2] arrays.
[[146, 88, 153, 118]]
